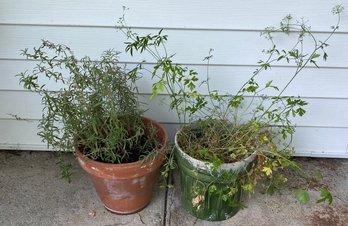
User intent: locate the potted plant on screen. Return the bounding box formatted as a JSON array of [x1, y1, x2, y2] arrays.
[[17, 41, 168, 214], [119, 5, 344, 221]]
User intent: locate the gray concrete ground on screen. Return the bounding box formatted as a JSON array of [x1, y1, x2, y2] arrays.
[[0, 150, 347, 226]]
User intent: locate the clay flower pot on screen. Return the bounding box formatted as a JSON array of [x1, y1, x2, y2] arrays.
[[76, 117, 168, 214]]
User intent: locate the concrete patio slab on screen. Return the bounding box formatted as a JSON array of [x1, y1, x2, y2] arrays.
[[1, 150, 347, 226]]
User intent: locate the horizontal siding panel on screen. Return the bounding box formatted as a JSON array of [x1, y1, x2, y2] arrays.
[[2, 60, 348, 99], [1, 25, 347, 67], [1, 120, 347, 157], [292, 127, 348, 156], [1, 91, 348, 128], [0, 119, 45, 148], [0, 0, 346, 32]]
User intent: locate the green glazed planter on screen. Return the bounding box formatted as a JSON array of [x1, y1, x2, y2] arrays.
[[175, 129, 256, 221]]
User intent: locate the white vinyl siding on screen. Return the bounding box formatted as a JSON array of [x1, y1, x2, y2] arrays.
[[1, 0, 347, 157]]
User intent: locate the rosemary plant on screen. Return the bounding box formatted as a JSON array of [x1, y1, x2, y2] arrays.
[[18, 41, 159, 167]]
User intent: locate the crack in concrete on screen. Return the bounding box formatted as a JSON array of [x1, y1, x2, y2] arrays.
[[167, 183, 175, 226], [138, 213, 147, 226], [163, 171, 176, 226]]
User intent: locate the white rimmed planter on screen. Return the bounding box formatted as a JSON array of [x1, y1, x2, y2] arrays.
[[175, 127, 256, 221]]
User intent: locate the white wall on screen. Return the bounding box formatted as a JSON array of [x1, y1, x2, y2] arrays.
[[1, 0, 348, 157]]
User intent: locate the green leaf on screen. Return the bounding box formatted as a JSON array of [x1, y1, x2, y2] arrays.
[[262, 166, 273, 176], [295, 190, 310, 204], [211, 156, 223, 168], [208, 185, 218, 193], [198, 148, 210, 158], [242, 184, 253, 192], [228, 187, 239, 196], [289, 50, 299, 58], [312, 60, 319, 68], [229, 95, 244, 108], [311, 53, 320, 60], [265, 80, 273, 88], [316, 188, 333, 205], [222, 194, 229, 202], [315, 171, 323, 181], [56, 158, 72, 183], [266, 184, 277, 195], [261, 62, 271, 70], [151, 80, 166, 100], [323, 52, 328, 61], [277, 55, 285, 61], [297, 107, 306, 116]]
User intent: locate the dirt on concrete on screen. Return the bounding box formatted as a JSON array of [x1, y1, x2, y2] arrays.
[[308, 204, 348, 226]]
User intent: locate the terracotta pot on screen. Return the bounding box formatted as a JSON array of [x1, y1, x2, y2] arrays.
[[76, 117, 168, 214]]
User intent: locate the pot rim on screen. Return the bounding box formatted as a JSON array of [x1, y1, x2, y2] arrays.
[[174, 125, 256, 172]]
